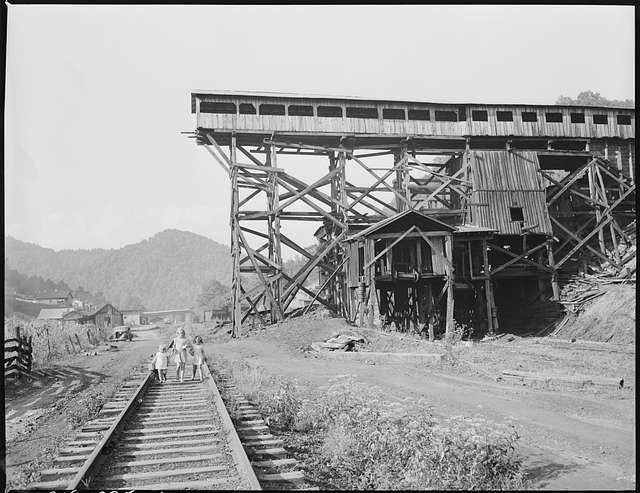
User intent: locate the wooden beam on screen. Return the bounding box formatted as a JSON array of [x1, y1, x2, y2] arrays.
[[481, 239, 494, 334], [547, 158, 596, 205], [281, 232, 346, 306], [550, 217, 616, 267], [302, 258, 348, 315], [546, 242, 560, 300], [555, 215, 616, 268], [238, 229, 284, 320], [489, 242, 550, 276], [230, 135, 242, 338], [363, 226, 417, 270], [488, 242, 553, 274], [444, 235, 454, 336], [203, 145, 230, 177], [351, 155, 413, 210]]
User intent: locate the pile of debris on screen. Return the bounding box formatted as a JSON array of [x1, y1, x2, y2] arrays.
[[559, 244, 635, 317], [310, 332, 366, 353]]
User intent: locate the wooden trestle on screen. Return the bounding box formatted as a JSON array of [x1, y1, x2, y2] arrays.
[[196, 131, 634, 338]]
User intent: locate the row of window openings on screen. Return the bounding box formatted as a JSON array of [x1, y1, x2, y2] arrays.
[[200, 102, 632, 126]]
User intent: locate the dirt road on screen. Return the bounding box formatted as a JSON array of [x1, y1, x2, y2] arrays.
[[207, 336, 635, 490]]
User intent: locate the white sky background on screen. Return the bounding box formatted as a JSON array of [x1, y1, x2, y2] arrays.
[[4, 5, 635, 256]]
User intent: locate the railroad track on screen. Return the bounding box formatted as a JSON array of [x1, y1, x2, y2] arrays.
[[30, 361, 260, 490]]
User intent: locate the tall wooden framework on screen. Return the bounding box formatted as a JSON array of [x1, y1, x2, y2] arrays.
[[189, 91, 635, 337]]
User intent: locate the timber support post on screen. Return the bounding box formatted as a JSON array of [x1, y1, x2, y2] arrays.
[[482, 239, 494, 335], [445, 234, 455, 336], [230, 135, 242, 337], [546, 241, 560, 301]]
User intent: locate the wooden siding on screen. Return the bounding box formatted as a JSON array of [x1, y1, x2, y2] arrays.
[[469, 151, 552, 235], [193, 93, 635, 139]]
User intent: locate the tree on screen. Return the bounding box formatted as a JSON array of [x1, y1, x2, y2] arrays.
[[556, 91, 634, 108], [197, 279, 230, 310]]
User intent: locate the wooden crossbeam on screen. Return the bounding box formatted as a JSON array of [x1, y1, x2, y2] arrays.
[[238, 189, 262, 208], [422, 164, 469, 204], [274, 165, 343, 214], [547, 158, 596, 205], [275, 177, 346, 230], [596, 160, 633, 189], [281, 232, 346, 305], [240, 286, 267, 325], [347, 166, 398, 212], [345, 180, 397, 214], [550, 217, 617, 267], [555, 215, 616, 268], [302, 258, 348, 315], [539, 169, 602, 206], [351, 155, 413, 210], [238, 229, 284, 320], [554, 216, 595, 254], [407, 157, 471, 184], [264, 140, 352, 155], [240, 241, 270, 265], [203, 145, 230, 177], [488, 242, 552, 275]]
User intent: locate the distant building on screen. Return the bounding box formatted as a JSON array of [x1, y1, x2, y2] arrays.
[[37, 307, 74, 320], [35, 291, 74, 306], [80, 304, 123, 329], [203, 306, 231, 323], [62, 310, 84, 322], [142, 309, 195, 324], [122, 309, 143, 326]]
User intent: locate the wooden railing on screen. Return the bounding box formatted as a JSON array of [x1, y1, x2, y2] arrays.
[[4, 327, 33, 378]]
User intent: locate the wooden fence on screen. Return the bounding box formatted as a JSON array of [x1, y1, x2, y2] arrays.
[[4, 327, 33, 379]]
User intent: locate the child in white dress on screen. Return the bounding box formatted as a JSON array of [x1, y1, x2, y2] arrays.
[[169, 327, 190, 383], [190, 336, 207, 381], [151, 344, 168, 383]]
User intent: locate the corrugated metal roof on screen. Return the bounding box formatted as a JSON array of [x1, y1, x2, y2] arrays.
[[469, 151, 552, 235], [37, 308, 73, 320]]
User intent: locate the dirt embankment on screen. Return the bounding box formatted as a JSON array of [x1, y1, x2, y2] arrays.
[[554, 284, 635, 344]]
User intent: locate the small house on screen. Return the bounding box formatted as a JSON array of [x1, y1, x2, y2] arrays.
[[80, 304, 123, 329]]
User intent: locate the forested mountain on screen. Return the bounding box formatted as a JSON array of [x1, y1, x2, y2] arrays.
[[4, 230, 232, 310], [4, 264, 107, 305]]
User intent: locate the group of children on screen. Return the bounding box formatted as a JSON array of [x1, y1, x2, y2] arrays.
[[150, 327, 207, 383]]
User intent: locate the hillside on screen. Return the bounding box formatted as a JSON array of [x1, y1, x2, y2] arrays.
[[4, 230, 232, 311]]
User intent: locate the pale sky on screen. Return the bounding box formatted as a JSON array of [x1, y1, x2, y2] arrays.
[[4, 5, 635, 255]]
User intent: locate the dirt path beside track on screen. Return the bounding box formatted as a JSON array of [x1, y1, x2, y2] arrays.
[[206, 334, 635, 490], [4, 324, 172, 489]]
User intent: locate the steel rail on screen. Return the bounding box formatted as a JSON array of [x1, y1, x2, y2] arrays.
[[203, 364, 262, 490], [66, 370, 154, 489]]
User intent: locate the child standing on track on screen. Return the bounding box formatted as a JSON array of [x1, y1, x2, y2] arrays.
[[190, 336, 207, 381], [151, 344, 168, 383], [168, 327, 190, 383]]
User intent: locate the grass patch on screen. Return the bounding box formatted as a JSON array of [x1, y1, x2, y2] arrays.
[[212, 359, 526, 490]]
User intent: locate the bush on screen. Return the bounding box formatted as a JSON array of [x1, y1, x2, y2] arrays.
[[212, 365, 526, 490]]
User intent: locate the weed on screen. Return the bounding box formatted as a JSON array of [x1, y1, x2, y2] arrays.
[[211, 361, 527, 490]]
